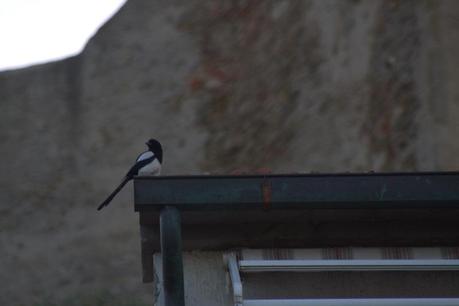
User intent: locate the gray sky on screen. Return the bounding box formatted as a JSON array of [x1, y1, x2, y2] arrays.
[[0, 0, 126, 71]]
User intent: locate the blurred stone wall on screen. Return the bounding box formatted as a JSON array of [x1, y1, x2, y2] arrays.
[[1, 0, 459, 305]]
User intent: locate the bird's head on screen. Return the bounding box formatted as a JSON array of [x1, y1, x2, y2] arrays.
[[146, 138, 163, 161]]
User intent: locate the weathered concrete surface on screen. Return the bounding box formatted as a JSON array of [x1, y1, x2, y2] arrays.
[[1, 0, 459, 305]]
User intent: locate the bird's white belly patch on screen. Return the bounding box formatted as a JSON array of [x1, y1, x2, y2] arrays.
[[138, 159, 161, 175]]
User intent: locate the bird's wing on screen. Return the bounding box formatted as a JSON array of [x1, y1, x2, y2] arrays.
[[136, 150, 154, 162], [126, 153, 155, 178]]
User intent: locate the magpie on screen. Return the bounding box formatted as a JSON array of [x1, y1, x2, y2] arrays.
[[97, 138, 162, 210]]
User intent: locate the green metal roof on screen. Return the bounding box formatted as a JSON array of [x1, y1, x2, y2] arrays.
[[134, 172, 459, 211]]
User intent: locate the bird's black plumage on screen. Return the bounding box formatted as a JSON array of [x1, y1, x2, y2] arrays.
[[97, 139, 162, 211]]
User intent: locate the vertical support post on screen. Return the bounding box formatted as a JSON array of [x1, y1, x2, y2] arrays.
[[160, 206, 185, 306]]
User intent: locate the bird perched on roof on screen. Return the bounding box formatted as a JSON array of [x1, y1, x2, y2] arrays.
[[97, 138, 162, 210]]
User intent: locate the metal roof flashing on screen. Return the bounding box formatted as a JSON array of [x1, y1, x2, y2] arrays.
[[134, 172, 459, 211]]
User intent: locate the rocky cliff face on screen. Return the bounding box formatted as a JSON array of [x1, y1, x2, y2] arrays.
[[1, 0, 459, 304]]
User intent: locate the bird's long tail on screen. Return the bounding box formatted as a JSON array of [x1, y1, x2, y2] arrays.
[[97, 177, 131, 210]]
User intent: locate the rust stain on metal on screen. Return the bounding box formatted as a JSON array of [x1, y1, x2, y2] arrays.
[[261, 179, 272, 210]]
